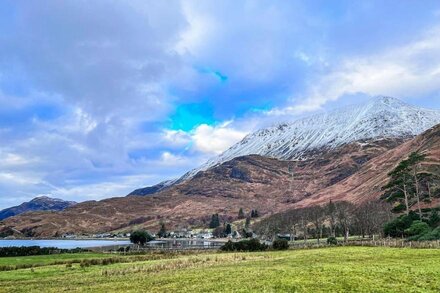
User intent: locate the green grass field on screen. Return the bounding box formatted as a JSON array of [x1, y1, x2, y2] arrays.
[[0, 247, 439, 292], [0, 252, 108, 267]]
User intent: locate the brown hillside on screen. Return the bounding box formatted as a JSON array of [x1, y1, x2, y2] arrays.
[[295, 124, 440, 208]]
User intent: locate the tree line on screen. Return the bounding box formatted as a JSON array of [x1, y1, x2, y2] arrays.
[[253, 200, 392, 243]]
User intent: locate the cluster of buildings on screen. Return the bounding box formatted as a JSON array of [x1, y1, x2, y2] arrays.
[[61, 228, 248, 240]]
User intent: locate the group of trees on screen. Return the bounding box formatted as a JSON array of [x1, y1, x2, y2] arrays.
[[254, 200, 392, 243], [381, 151, 440, 240], [238, 208, 259, 219], [209, 214, 221, 228], [250, 209, 259, 218], [382, 152, 439, 216], [384, 210, 440, 240], [209, 208, 260, 237], [212, 223, 232, 238]]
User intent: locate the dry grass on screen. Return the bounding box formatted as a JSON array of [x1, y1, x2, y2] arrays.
[[1, 247, 440, 292]]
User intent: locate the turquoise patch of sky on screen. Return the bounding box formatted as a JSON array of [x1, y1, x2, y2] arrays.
[[169, 102, 216, 131]]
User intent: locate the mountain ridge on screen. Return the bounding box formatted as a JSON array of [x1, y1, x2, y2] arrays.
[[180, 97, 440, 180], [0, 196, 77, 221], [131, 97, 440, 192]]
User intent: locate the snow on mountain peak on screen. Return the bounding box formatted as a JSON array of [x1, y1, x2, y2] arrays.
[[183, 97, 440, 178]]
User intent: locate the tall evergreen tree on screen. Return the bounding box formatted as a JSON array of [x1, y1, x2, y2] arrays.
[[209, 214, 220, 228], [428, 210, 440, 228], [382, 152, 427, 216], [225, 223, 232, 235], [238, 208, 245, 219], [157, 222, 167, 238], [382, 159, 412, 214], [407, 152, 427, 217], [245, 217, 251, 229]]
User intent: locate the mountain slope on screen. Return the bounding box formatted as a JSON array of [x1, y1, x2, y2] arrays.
[[294, 123, 440, 209], [0, 138, 406, 236], [183, 97, 440, 179], [127, 180, 176, 196], [0, 196, 77, 221]]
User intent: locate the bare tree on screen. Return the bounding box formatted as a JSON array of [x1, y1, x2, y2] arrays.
[[326, 200, 337, 237], [309, 206, 325, 244], [335, 202, 354, 242]]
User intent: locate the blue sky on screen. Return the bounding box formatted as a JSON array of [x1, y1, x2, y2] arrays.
[[1, 1, 440, 208]]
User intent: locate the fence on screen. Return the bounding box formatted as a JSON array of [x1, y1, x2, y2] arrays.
[[287, 238, 440, 249], [347, 239, 440, 249], [142, 244, 223, 251], [98, 239, 440, 253]]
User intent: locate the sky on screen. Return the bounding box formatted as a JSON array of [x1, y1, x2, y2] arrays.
[[1, 1, 440, 208]]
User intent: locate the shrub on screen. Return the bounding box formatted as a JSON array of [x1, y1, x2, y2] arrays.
[[405, 221, 430, 237], [383, 212, 420, 238], [413, 226, 440, 241], [0, 246, 87, 257], [272, 239, 289, 250], [327, 237, 338, 245], [221, 239, 268, 252]]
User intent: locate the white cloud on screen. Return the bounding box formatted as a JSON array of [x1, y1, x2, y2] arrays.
[[283, 26, 440, 114], [191, 122, 248, 155], [47, 174, 159, 203], [163, 129, 192, 147]]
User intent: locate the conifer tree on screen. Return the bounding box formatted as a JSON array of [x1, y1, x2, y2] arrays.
[[209, 214, 220, 228], [238, 208, 245, 219]]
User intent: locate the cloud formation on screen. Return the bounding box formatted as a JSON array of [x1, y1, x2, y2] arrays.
[[1, 1, 440, 208]]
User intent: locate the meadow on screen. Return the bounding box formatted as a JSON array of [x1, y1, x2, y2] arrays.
[[0, 247, 439, 292]]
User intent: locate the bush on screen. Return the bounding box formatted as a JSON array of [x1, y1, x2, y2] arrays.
[[383, 212, 420, 238], [0, 246, 87, 257], [272, 239, 289, 250], [221, 239, 268, 252], [417, 227, 440, 241], [405, 221, 430, 237], [327, 237, 338, 245]]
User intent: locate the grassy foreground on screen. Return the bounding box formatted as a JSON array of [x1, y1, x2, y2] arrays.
[[0, 247, 439, 292]]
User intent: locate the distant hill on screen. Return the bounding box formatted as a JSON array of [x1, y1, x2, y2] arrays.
[[0, 196, 77, 221], [127, 180, 176, 196]]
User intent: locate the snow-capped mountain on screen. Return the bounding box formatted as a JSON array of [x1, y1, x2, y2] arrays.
[[183, 96, 440, 178]]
